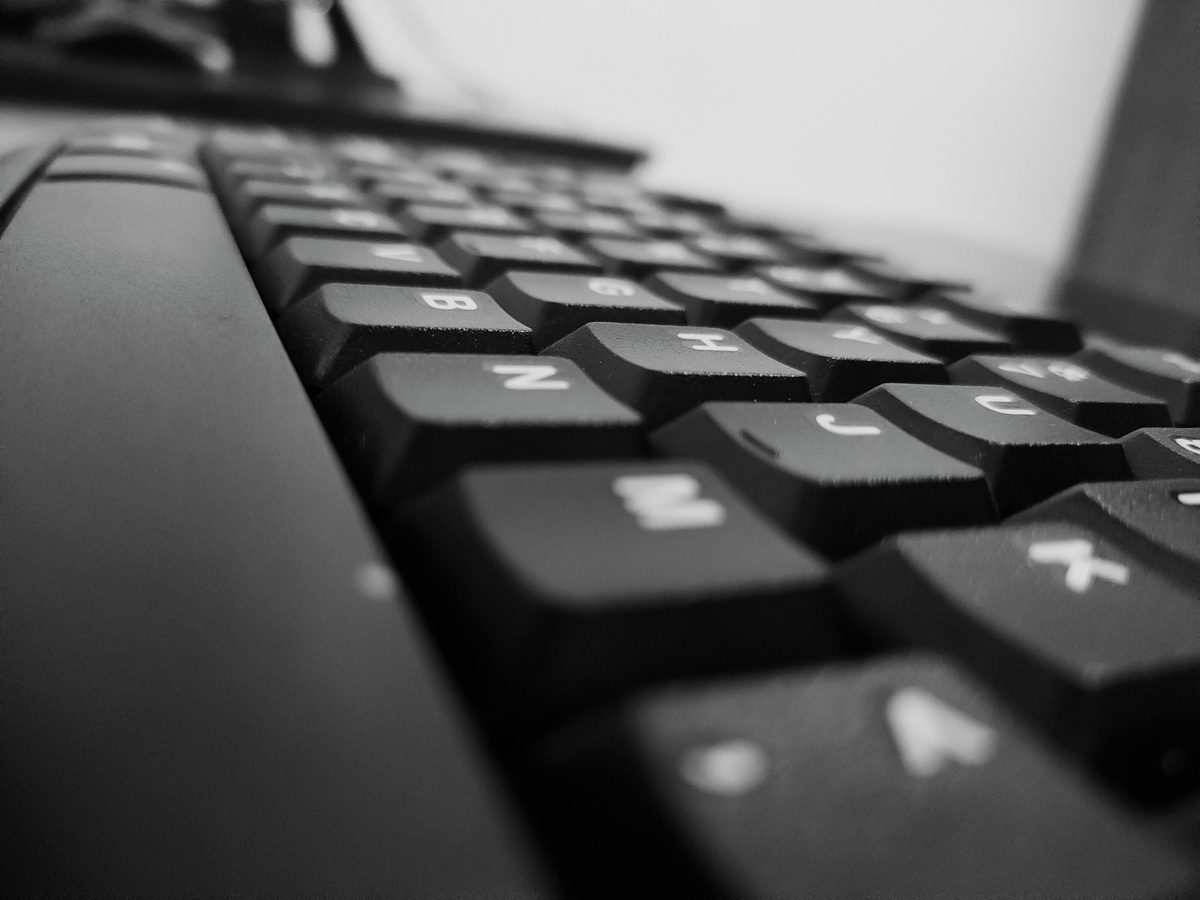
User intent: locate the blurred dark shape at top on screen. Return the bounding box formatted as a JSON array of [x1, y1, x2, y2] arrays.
[[0, 0, 402, 120]]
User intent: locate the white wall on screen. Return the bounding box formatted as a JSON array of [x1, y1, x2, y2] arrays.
[[356, 0, 1142, 266]]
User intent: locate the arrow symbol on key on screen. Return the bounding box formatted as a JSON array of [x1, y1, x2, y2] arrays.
[[1027, 539, 1129, 593], [885, 688, 997, 778]]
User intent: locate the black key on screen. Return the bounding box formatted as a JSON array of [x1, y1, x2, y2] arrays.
[[579, 192, 659, 216], [845, 258, 971, 301], [276, 285, 533, 390], [1014, 479, 1200, 593], [685, 234, 785, 270], [644, 272, 817, 327], [484, 272, 684, 348], [775, 232, 882, 266], [651, 402, 994, 556], [421, 148, 496, 178], [531, 210, 641, 240], [454, 170, 541, 195], [1122, 427, 1200, 478], [226, 179, 366, 221], [203, 127, 311, 161], [326, 136, 405, 167], [1078, 338, 1200, 425], [436, 232, 602, 286], [239, 204, 407, 258], [345, 162, 437, 189], [754, 263, 888, 312], [856, 383, 1129, 513], [255, 237, 461, 314], [630, 209, 712, 238], [45, 155, 206, 190], [927, 289, 1083, 353], [396, 460, 839, 726], [839, 523, 1200, 800], [217, 158, 333, 186], [64, 133, 191, 158], [546, 322, 810, 426], [646, 189, 725, 217], [317, 353, 641, 503], [951, 355, 1172, 437], [576, 172, 640, 198], [582, 238, 718, 279], [832, 303, 1011, 361], [491, 190, 582, 215], [735, 318, 947, 401], [371, 180, 475, 210], [397, 204, 532, 243], [527, 656, 1197, 899]]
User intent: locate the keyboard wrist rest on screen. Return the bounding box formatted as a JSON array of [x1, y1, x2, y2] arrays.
[[0, 175, 545, 897]]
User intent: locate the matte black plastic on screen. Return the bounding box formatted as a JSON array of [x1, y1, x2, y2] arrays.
[[0, 180, 544, 897]]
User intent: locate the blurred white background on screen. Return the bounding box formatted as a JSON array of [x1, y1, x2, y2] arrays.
[[350, 0, 1142, 267]]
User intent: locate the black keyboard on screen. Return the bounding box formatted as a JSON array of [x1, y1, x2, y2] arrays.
[[2, 114, 1200, 900]]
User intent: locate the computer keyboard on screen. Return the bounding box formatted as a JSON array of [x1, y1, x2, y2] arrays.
[[2, 113, 1199, 899]]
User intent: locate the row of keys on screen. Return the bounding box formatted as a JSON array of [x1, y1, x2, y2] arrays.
[[395, 456, 1200, 800], [525, 655, 1197, 898], [313, 344, 1200, 544]]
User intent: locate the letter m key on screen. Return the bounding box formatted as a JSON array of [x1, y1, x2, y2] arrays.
[[612, 474, 726, 530]]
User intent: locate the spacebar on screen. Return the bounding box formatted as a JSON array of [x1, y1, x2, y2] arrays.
[[0, 180, 544, 897]]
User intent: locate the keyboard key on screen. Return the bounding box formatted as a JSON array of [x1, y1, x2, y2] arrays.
[[276, 285, 533, 389], [950, 355, 1171, 437], [227, 179, 366, 221], [204, 127, 311, 160], [238, 204, 406, 258], [1078, 339, 1200, 425], [582, 238, 719, 278], [492, 190, 583, 215], [326, 136, 405, 167], [839, 523, 1200, 800], [255, 237, 461, 314], [436, 232, 602, 286], [65, 133, 191, 158], [754, 263, 888, 312], [927, 289, 1083, 353], [685, 234, 785, 270], [646, 189, 725, 217], [832, 303, 1011, 361], [45, 155, 206, 189], [484, 272, 684, 348], [774, 232, 882, 266], [856, 383, 1129, 513], [644, 272, 817, 327], [217, 158, 333, 186], [317, 354, 642, 503], [580, 192, 659, 216], [545, 323, 810, 426], [630, 209, 712, 238], [735, 318, 947, 400], [1014, 479, 1200, 594], [844, 257, 972, 300], [371, 180, 475, 210], [397, 461, 839, 725], [397, 204, 532, 243], [1122, 427, 1200, 478], [528, 656, 1197, 899], [651, 402, 994, 555], [531, 210, 641, 240], [350, 164, 436, 185]]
